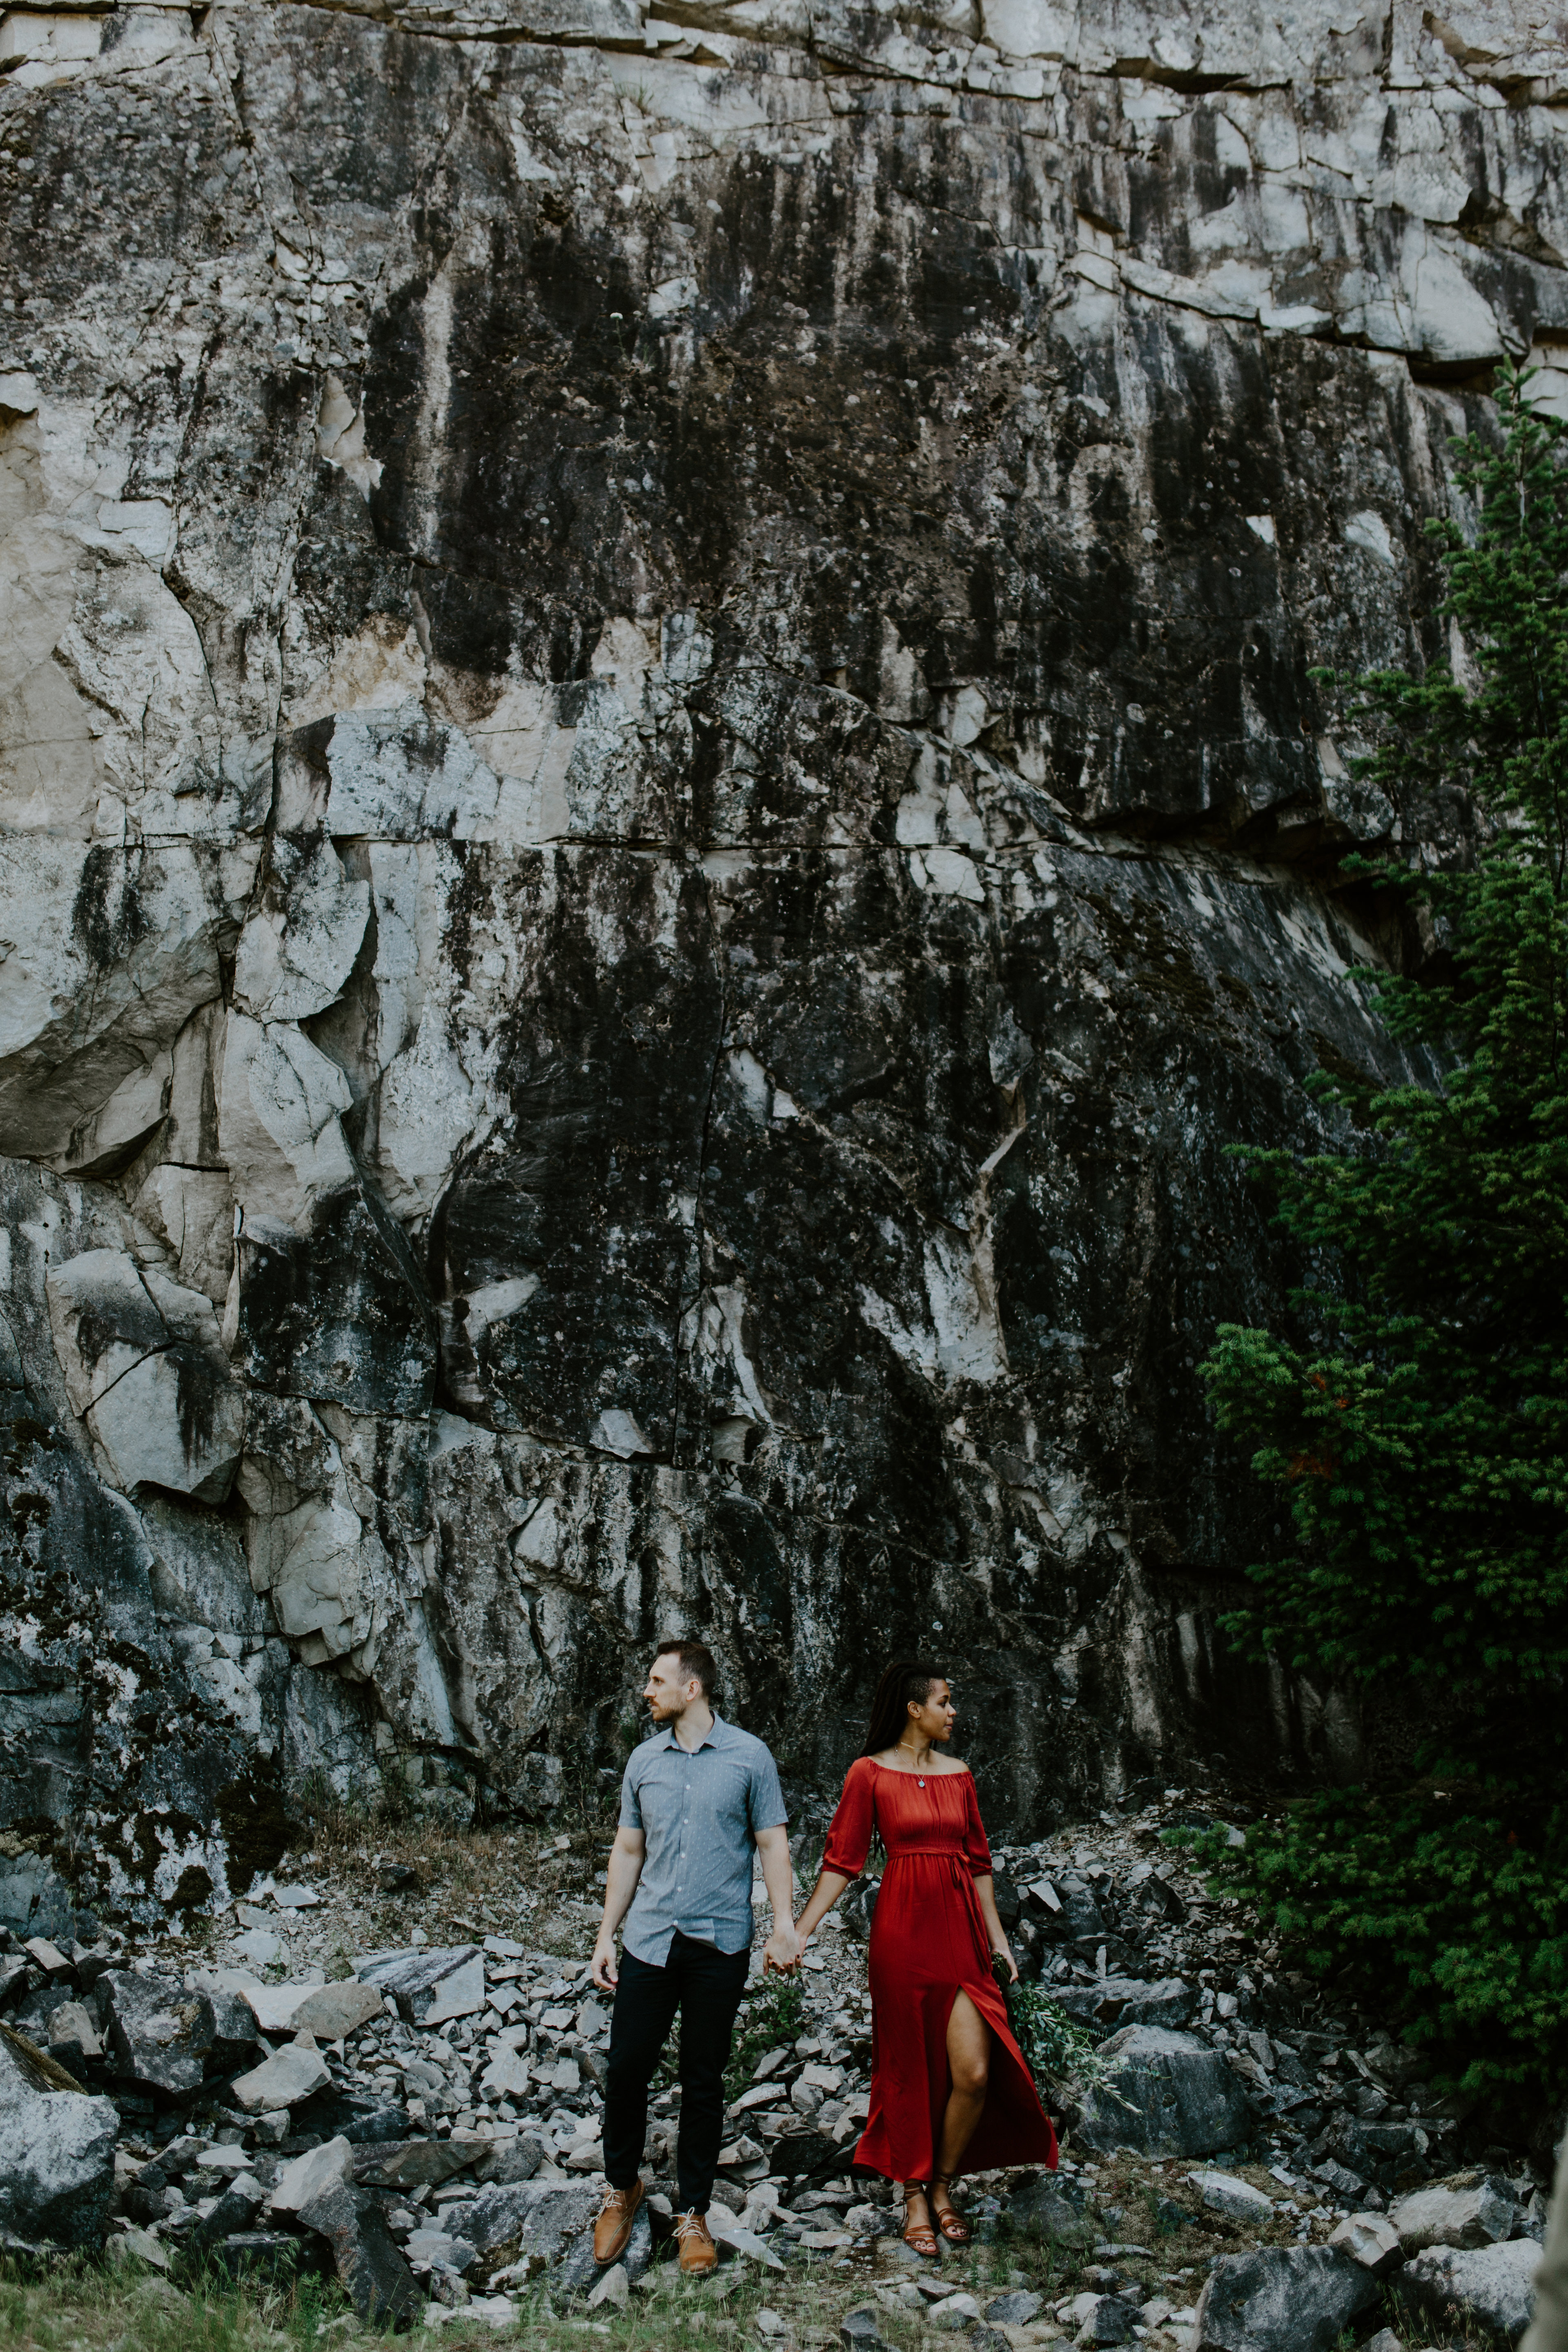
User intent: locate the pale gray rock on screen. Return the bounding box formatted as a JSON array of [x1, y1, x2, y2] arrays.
[[357, 1946, 485, 2027], [1192, 2248, 1381, 2352], [1399, 2238, 1542, 2341], [1391, 2171, 1519, 2253], [290, 1980, 385, 2040], [230, 2037, 334, 2112], [267, 2134, 355, 2216], [46, 2000, 102, 2065], [1076, 2027, 1252, 2157], [1329, 2212, 1403, 2273], [0, 2020, 118, 2251], [1193, 2170, 1274, 2222]]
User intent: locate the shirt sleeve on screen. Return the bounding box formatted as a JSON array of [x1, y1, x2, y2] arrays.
[[747, 1746, 789, 1833], [963, 1776, 993, 1877], [822, 1759, 875, 1879], [618, 1758, 643, 1833]]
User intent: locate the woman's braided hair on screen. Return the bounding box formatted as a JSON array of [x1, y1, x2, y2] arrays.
[[861, 1657, 942, 1758]]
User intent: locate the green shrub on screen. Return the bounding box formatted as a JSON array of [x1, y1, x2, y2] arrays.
[[1200, 363, 1568, 2104]]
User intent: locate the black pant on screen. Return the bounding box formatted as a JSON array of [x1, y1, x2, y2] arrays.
[[602, 1931, 750, 2214]]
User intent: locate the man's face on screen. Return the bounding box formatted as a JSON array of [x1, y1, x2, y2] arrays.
[[644, 1653, 700, 1721]]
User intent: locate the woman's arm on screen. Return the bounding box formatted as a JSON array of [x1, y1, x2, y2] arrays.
[[794, 1868, 853, 1947], [973, 1875, 1018, 1983]]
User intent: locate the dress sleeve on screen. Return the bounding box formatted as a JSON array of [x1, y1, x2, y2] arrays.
[[822, 1759, 875, 1879], [963, 1776, 993, 1877]]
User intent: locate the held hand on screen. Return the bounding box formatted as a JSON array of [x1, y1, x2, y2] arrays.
[[591, 1934, 619, 1993], [764, 1923, 804, 1973], [991, 1942, 1019, 1986]]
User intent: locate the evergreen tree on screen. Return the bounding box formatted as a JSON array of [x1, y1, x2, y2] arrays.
[[1200, 363, 1568, 2102]]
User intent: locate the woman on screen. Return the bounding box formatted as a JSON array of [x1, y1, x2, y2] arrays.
[[785, 1660, 1058, 2254]]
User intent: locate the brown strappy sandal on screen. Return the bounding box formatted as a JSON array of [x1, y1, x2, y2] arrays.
[[930, 2174, 971, 2244], [902, 2184, 939, 2258]]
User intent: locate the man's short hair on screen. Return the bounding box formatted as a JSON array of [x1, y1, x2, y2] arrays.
[[655, 1640, 718, 1699]]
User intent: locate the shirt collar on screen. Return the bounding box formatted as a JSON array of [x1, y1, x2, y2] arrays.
[[661, 1709, 729, 1755]]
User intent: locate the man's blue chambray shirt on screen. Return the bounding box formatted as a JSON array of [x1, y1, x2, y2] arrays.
[[618, 1712, 788, 1967]]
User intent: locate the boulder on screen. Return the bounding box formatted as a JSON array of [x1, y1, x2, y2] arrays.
[[355, 1945, 484, 2027], [289, 2087, 409, 2143], [267, 2133, 354, 2216], [1192, 2248, 1381, 2352], [405, 2225, 478, 2273], [98, 1972, 217, 2097], [1054, 1978, 1195, 2031], [931, 2292, 981, 2329], [1076, 2027, 1252, 2157], [984, 2291, 1043, 2323], [1328, 2212, 1403, 2274], [554, 2201, 655, 2293], [47, 2000, 102, 2065], [353, 2137, 480, 2191], [298, 2183, 424, 2330], [1008, 2173, 1093, 2244], [1071, 2294, 1140, 2345], [443, 2180, 599, 2288], [479, 2045, 532, 2102], [187, 2176, 271, 2252], [0, 2020, 118, 2251], [1398, 2238, 1541, 2342], [229, 2035, 332, 2111], [472, 2132, 545, 2186], [290, 1980, 385, 2040], [1390, 2171, 1517, 2253], [1192, 2170, 1274, 2223]]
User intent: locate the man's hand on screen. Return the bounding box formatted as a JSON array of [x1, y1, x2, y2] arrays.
[[592, 1932, 620, 1992], [763, 1922, 804, 1973]]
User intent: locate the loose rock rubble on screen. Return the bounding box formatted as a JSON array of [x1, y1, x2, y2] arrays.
[[0, 1789, 1552, 2345]]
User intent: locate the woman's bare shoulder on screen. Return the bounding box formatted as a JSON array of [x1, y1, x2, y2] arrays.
[[933, 1755, 971, 1775]]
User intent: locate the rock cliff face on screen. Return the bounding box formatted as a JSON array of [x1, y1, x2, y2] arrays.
[[0, 0, 1555, 1925]]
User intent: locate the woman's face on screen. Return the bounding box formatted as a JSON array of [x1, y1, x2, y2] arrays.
[[907, 1679, 956, 1745]]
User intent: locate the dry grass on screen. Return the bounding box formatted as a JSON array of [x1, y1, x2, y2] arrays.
[[283, 1782, 616, 1958]]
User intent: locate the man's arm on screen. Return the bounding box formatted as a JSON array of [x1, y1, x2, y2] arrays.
[[756, 1823, 803, 1972], [591, 1826, 646, 1991]]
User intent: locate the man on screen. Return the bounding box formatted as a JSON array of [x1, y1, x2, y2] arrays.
[[590, 1641, 801, 2274]]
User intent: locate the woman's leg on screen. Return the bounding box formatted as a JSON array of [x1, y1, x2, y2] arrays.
[[931, 1990, 990, 2227]]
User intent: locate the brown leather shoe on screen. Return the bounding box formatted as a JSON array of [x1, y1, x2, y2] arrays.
[[593, 2180, 645, 2265], [675, 2208, 718, 2275]]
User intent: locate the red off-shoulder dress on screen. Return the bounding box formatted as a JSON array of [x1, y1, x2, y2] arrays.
[[822, 1756, 1058, 2183]]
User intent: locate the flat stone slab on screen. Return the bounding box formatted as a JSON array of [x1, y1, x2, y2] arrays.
[[291, 1980, 385, 2040], [353, 2138, 480, 2191], [230, 2038, 332, 2112], [356, 1946, 484, 2026]]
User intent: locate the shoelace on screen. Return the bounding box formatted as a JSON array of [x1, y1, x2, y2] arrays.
[[675, 2212, 710, 2239]]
